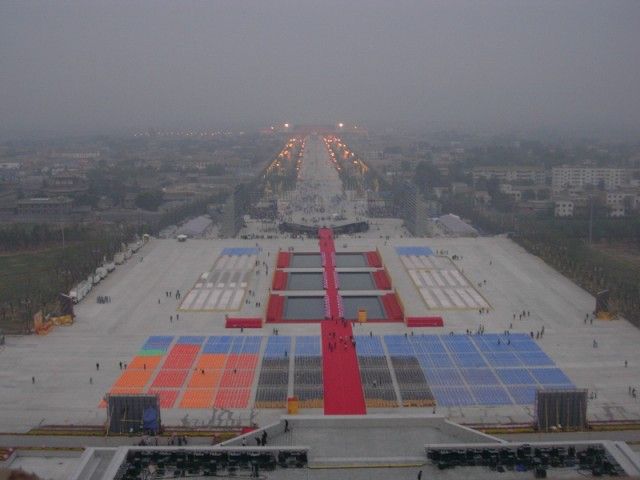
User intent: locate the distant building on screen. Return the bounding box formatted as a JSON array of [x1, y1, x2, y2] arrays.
[[395, 182, 438, 236], [554, 199, 574, 217], [436, 214, 478, 237], [499, 183, 522, 202], [552, 166, 624, 192], [16, 197, 72, 216], [603, 189, 640, 217], [474, 191, 491, 205], [450, 182, 470, 195], [472, 166, 546, 184], [44, 173, 88, 195]]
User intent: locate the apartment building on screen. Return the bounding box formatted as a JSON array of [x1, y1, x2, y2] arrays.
[[552, 167, 624, 191]]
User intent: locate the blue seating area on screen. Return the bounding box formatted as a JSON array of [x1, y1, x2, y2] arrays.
[[202, 336, 232, 353], [221, 247, 260, 256], [530, 368, 573, 386], [355, 335, 385, 356], [295, 336, 321, 357], [240, 336, 262, 354], [430, 386, 475, 407], [395, 246, 433, 256], [137, 333, 573, 408], [508, 385, 537, 404], [470, 386, 512, 405], [383, 333, 574, 407], [142, 336, 174, 352], [264, 336, 291, 358], [177, 335, 205, 345], [495, 368, 535, 385]]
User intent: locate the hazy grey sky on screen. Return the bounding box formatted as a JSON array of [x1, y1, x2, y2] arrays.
[[1, 1, 639, 136]]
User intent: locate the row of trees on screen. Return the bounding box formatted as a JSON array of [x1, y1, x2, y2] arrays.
[[0, 223, 137, 333]]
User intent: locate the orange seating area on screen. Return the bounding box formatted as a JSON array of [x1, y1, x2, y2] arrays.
[[148, 389, 179, 408], [151, 369, 189, 389], [109, 387, 143, 395], [220, 369, 254, 388], [196, 354, 227, 369], [179, 389, 216, 408], [187, 369, 222, 389], [114, 369, 154, 389], [128, 355, 163, 370], [103, 336, 261, 410], [226, 354, 259, 370], [161, 344, 199, 369], [214, 388, 251, 408]]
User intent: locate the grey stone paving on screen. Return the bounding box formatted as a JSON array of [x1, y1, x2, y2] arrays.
[[1, 231, 640, 433]]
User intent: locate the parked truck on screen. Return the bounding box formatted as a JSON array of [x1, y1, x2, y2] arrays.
[[96, 267, 108, 280], [114, 252, 125, 265], [70, 280, 92, 303]]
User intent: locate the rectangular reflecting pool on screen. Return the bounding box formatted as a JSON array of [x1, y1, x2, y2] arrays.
[[284, 296, 325, 320], [338, 272, 375, 290], [335, 253, 367, 268], [287, 272, 324, 290], [341, 296, 386, 320], [290, 253, 322, 268]]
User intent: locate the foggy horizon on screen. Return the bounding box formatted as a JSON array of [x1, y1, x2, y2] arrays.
[[1, 1, 639, 138]]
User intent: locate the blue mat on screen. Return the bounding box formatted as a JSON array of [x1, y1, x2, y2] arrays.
[[395, 246, 433, 256], [221, 247, 260, 256]]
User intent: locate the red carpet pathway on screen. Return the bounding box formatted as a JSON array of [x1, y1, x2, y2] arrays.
[[318, 228, 366, 415]]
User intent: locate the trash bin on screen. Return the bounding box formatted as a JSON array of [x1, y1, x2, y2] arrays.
[[287, 396, 299, 414]]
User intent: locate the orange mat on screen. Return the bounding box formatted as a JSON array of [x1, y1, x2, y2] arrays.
[[180, 389, 215, 408]]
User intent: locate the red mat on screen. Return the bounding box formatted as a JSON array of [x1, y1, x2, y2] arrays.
[[225, 317, 262, 328], [382, 293, 404, 322], [272, 271, 288, 290], [276, 251, 290, 268], [373, 269, 391, 290], [321, 320, 366, 415], [366, 251, 382, 268], [406, 316, 444, 327], [318, 227, 366, 415], [265, 295, 285, 323]]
